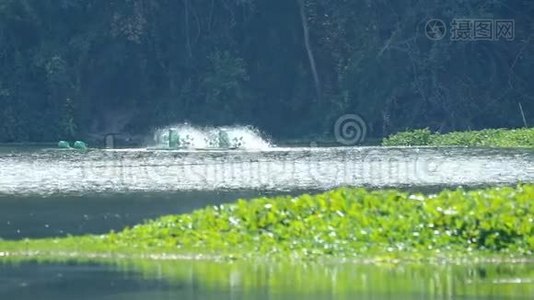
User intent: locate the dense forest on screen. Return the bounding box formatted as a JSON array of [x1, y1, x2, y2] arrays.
[[0, 0, 533, 143]]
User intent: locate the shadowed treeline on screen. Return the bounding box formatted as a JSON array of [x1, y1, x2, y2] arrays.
[[0, 0, 533, 143]]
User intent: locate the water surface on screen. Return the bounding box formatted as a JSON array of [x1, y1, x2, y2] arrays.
[[1, 146, 534, 299], [2, 146, 533, 239], [0, 260, 532, 300], [1, 147, 533, 195]]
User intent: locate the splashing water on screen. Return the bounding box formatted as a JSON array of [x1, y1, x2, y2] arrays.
[[154, 124, 209, 148], [219, 126, 272, 149], [153, 124, 271, 150]]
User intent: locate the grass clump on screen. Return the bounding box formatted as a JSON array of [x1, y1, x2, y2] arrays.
[[1, 185, 534, 261], [382, 127, 534, 147]]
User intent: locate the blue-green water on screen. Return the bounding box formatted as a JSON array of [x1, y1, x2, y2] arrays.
[[1, 146, 534, 299], [1, 260, 533, 299]]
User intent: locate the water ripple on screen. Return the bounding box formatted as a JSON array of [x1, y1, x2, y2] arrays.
[[1, 147, 533, 195]]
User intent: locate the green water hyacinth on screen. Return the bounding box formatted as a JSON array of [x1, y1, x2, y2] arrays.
[[1, 185, 533, 261], [383, 128, 534, 147]]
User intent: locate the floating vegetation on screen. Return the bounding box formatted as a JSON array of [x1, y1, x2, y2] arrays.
[[383, 128, 534, 147], [1, 185, 533, 261]]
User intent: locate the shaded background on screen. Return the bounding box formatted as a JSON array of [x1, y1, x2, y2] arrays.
[[0, 0, 533, 144]]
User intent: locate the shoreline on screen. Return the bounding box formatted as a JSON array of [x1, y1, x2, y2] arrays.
[[383, 128, 534, 147]]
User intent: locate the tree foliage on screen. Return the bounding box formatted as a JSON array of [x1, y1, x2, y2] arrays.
[[0, 0, 533, 142]]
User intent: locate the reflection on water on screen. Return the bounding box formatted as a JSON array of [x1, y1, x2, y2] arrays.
[[0, 260, 533, 300]]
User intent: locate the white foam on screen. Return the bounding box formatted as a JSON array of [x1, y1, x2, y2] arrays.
[[219, 125, 272, 149], [153, 124, 271, 150]]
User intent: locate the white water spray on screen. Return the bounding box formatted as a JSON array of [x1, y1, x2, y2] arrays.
[[153, 124, 271, 150]]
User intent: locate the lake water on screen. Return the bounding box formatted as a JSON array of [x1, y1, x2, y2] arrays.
[[1, 147, 534, 195], [1, 260, 533, 299], [1, 146, 534, 299]]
